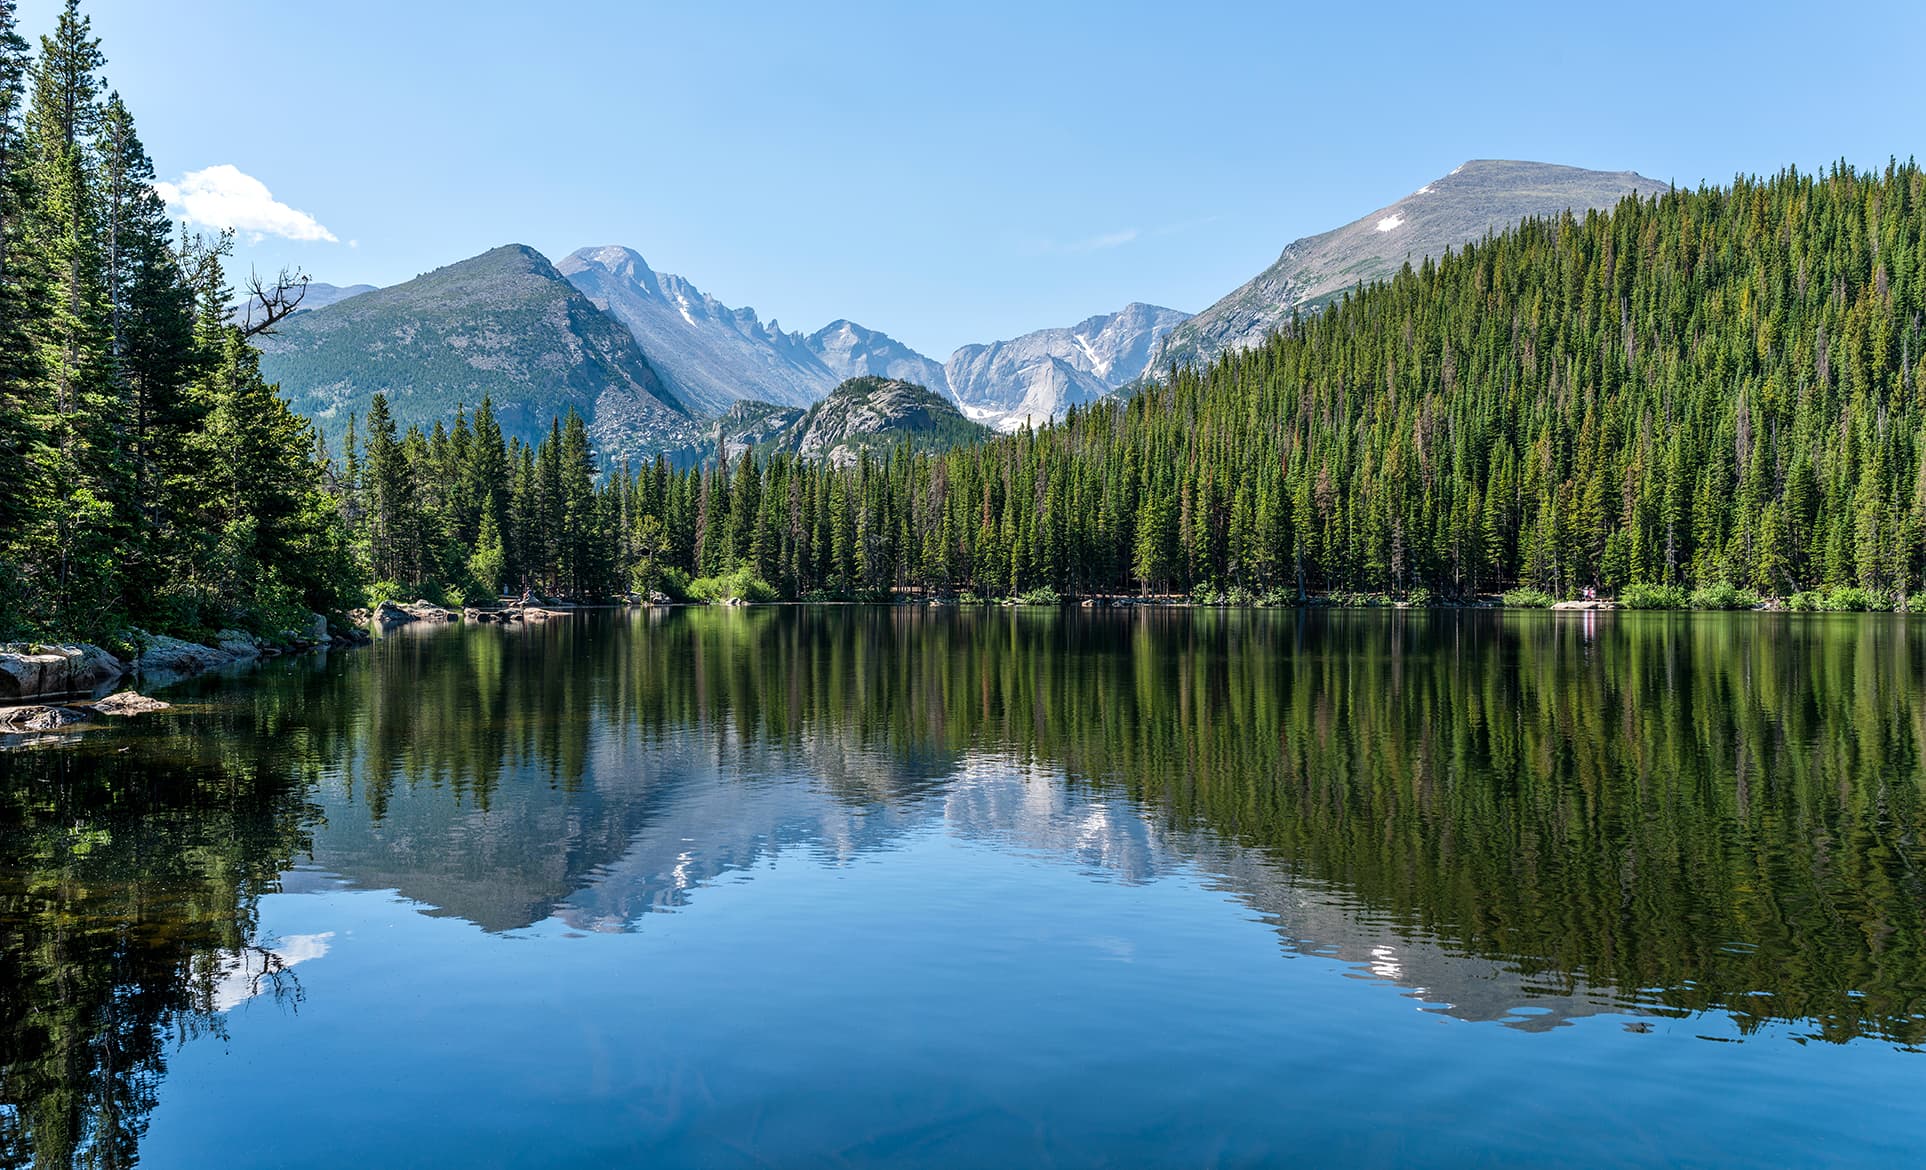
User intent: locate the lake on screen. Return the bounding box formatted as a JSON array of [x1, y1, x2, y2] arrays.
[[2, 607, 1923, 1167]]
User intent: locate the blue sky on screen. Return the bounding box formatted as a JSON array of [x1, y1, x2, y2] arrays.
[[18, 0, 1925, 357]]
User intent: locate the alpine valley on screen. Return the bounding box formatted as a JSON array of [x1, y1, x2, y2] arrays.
[[256, 159, 1667, 463]]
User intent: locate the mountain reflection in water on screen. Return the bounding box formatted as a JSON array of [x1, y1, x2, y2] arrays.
[[4, 606, 1925, 1167]]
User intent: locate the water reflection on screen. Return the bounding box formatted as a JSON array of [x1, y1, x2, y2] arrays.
[[5, 606, 1926, 1164], [294, 609, 1926, 1042]]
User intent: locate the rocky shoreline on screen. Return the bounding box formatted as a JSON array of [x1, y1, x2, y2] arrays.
[[351, 598, 584, 629], [0, 612, 366, 737]]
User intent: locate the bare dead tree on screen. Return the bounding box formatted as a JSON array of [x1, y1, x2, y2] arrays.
[[239, 266, 311, 337]]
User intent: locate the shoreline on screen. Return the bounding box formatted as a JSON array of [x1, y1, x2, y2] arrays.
[[0, 618, 367, 730]]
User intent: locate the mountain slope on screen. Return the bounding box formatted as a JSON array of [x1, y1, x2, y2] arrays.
[[256, 245, 687, 460], [804, 319, 952, 397], [558, 245, 832, 415], [1149, 159, 1670, 374], [947, 303, 1189, 431]]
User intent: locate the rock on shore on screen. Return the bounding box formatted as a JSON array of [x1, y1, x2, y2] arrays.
[[351, 600, 460, 630], [0, 610, 344, 706], [0, 643, 126, 701], [134, 631, 261, 687]]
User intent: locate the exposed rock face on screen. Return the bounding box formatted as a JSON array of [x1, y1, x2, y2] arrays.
[[946, 303, 1190, 431], [766, 377, 990, 469], [804, 320, 952, 401], [558, 246, 955, 421], [0, 643, 126, 701], [559, 245, 834, 415], [93, 691, 171, 715], [1151, 160, 1671, 375]]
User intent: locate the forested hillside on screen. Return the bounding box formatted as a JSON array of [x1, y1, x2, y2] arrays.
[[0, 0, 352, 641], [6, 0, 1922, 621], [358, 160, 1926, 605], [1150, 160, 1671, 375]]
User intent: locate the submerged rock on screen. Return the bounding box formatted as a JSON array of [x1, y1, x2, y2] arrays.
[[0, 703, 99, 731], [92, 691, 171, 716], [0, 643, 126, 701]]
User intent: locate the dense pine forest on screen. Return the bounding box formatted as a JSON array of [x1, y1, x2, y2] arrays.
[[358, 156, 1926, 608], [7, 2, 1926, 636], [0, 0, 350, 641]]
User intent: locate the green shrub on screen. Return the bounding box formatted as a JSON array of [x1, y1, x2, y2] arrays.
[[1824, 586, 1888, 611], [1687, 582, 1760, 610], [1224, 585, 1259, 607], [1501, 587, 1555, 609], [1907, 592, 1926, 613], [1618, 582, 1687, 609], [1404, 585, 1433, 607], [1015, 585, 1062, 606], [1329, 590, 1392, 607], [1258, 588, 1298, 608], [1190, 584, 1224, 606], [1789, 586, 1891, 611], [365, 579, 406, 608], [686, 564, 777, 604]]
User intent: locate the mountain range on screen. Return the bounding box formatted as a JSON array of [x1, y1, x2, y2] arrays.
[[1148, 159, 1670, 373], [945, 302, 1189, 431], [258, 160, 1667, 461], [556, 246, 957, 418], [254, 245, 688, 461]]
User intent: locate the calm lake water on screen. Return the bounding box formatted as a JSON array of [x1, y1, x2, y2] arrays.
[[3, 607, 1924, 1167]]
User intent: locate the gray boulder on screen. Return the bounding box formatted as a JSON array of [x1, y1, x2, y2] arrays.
[[93, 691, 171, 716], [214, 629, 261, 658], [0, 643, 126, 700], [368, 601, 415, 629], [136, 633, 244, 683]]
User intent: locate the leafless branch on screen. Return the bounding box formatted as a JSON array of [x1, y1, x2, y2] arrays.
[[240, 267, 311, 338]]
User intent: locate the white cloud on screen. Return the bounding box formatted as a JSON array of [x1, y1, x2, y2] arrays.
[[154, 164, 337, 244]]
